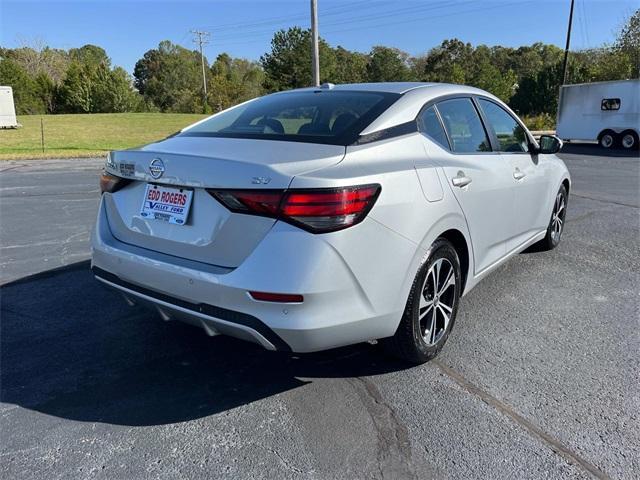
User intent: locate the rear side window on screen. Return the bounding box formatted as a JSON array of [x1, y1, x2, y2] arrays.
[[417, 106, 450, 149], [601, 98, 621, 111], [180, 91, 400, 145], [436, 98, 491, 153], [478, 99, 529, 153]]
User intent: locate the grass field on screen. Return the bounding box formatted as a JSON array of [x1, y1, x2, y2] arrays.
[[0, 113, 207, 160], [0, 112, 556, 161]]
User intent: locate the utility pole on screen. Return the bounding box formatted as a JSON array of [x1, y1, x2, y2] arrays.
[[191, 29, 211, 111], [310, 0, 320, 86], [561, 0, 575, 85]]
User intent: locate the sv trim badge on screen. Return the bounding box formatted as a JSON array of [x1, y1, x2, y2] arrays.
[[251, 176, 272, 185], [149, 158, 165, 179]]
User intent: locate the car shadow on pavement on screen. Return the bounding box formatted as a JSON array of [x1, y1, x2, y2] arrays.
[[0, 261, 409, 427], [560, 143, 639, 157]]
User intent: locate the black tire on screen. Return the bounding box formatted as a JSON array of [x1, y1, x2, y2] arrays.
[[382, 238, 461, 364], [598, 130, 617, 149], [620, 130, 639, 150], [536, 185, 568, 251]]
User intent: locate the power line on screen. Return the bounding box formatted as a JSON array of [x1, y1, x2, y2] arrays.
[[223, 0, 456, 38], [197, 0, 377, 32], [198, 0, 535, 49], [322, 0, 534, 36], [308, 0, 460, 30], [191, 29, 210, 112], [581, 0, 591, 49], [209, 0, 469, 42], [576, 0, 586, 49]]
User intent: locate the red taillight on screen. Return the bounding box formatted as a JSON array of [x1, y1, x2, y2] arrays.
[[249, 291, 304, 303], [208, 184, 380, 233], [100, 173, 132, 194], [211, 190, 282, 215]]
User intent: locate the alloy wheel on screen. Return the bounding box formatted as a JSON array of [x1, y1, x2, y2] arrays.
[[419, 258, 456, 346], [551, 191, 566, 243]]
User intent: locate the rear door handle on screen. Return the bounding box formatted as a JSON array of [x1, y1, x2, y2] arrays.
[[452, 172, 472, 188], [513, 169, 526, 181]]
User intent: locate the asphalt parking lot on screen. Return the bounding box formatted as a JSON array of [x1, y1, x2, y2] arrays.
[[1, 145, 638, 479]]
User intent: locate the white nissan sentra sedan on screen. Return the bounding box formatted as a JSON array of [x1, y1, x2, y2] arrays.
[[92, 82, 570, 363]]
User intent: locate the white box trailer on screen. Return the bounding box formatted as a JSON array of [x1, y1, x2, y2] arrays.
[[556, 79, 639, 150], [0, 86, 19, 128]]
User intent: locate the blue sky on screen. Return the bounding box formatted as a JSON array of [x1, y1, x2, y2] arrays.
[[1, 0, 637, 73]]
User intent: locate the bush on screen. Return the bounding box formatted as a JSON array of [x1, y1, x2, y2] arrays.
[[521, 113, 555, 131]]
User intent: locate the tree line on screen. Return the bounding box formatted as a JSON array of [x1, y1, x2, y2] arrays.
[[1, 9, 637, 120]]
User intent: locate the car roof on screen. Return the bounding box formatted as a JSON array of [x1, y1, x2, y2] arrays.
[[287, 82, 497, 97], [356, 83, 504, 136], [289, 82, 439, 94], [276, 82, 513, 137]]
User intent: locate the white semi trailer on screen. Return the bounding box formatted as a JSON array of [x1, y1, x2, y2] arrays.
[[0, 86, 19, 128], [556, 79, 639, 150]]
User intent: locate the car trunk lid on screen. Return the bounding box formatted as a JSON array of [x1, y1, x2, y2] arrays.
[[104, 136, 345, 268]]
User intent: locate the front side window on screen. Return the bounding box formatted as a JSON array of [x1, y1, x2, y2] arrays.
[[436, 98, 491, 153], [478, 99, 529, 153], [417, 106, 450, 149], [180, 91, 400, 145], [601, 98, 621, 111]]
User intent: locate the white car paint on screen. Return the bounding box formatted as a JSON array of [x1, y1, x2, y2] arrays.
[[91, 82, 570, 353]]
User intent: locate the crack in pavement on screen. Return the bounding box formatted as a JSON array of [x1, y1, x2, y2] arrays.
[[0, 190, 99, 199], [266, 447, 306, 476], [570, 192, 638, 209], [0, 164, 29, 174], [433, 360, 611, 480], [349, 377, 418, 480]]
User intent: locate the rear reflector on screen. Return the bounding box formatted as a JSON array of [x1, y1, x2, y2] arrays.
[[100, 173, 132, 194], [249, 291, 304, 303], [208, 184, 380, 233]]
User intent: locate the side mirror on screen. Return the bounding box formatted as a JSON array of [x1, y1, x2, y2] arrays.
[[537, 134, 563, 154]]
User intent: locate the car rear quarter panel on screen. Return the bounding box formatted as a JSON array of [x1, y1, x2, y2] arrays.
[[290, 132, 473, 319]]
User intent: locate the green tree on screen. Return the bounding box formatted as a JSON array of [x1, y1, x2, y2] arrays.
[[56, 62, 92, 113], [0, 58, 45, 114], [0, 44, 69, 113], [61, 46, 142, 113], [472, 62, 517, 102], [69, 44, 110, 69], [208, 53, 264, 111], [33, 71, 57, 113], [366, 46, 411, 82], [573, 48, 635, 82], [508, 61, 591, 116], [615, 9, 640, 76], [419, 39, 474, 83], [509, 68, 555, 116], [261, 27, 336, 91], [1, 45, 70, 84], [469, 46, 517, 102], [507, 43, 563, 80], [332, 46, 368, 83], [616, 9, 640, 51], [92, 66, 140, 112], [134, 40, 204, 112]]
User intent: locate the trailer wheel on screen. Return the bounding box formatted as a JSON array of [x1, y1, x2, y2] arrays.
[[620, 130, 638, 150], [598, 130, 617, 149]]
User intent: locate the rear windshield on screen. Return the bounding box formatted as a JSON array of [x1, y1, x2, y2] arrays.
[[179, 90, 400, 145]]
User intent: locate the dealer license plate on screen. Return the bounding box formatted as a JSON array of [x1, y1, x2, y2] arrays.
[[140, 184, 193, 225]]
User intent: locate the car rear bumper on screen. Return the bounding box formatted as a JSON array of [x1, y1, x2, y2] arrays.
[[92, 266, 289, 351], [91, 196, 417, 353]]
